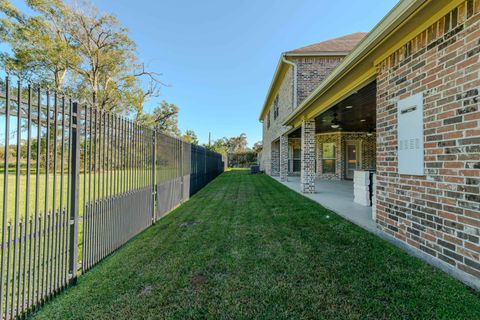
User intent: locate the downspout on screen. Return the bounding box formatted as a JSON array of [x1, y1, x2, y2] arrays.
[[282, 54, 298, 109]]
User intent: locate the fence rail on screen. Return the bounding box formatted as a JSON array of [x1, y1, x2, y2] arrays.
[[0, 77, 224, 319]]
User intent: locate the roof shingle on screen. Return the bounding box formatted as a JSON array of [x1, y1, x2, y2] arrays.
[[287, 32, 368, 53]]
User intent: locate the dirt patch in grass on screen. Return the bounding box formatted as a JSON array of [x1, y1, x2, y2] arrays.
[[192, 275, 207, 286], [138, 285, 153, 298], [178, 220, 202, 228]]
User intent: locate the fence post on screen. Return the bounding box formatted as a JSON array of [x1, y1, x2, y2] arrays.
[[151, 129, 156, 224], [180, 141, 184, 201], [68, 102, 80, 284]]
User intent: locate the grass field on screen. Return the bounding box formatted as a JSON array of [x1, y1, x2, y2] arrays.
[[0, 168, 162, 228], [0, 173, 85, 226], [31, 170, 480, 319]]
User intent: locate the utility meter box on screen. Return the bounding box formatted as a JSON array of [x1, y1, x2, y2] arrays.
[[397, 93, 424, 175]]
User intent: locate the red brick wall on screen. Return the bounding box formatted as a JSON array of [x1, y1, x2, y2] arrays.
[[294, 57, 344, 105], [376, 0, 480, 278]]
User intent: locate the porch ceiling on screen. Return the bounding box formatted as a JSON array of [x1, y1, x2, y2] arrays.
[[289, 127, 302, 138], [315, 81, 376, 133], [288, 80, 376, 138]]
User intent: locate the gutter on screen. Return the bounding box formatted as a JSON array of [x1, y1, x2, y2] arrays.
[[282, 0, 428, 127], [281, 54, 297, 109]]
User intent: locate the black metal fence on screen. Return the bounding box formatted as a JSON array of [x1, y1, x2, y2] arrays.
[[0, 77, 224, 319]]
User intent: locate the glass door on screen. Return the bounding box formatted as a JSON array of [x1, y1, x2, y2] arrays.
[[345, 142, 360, 179]]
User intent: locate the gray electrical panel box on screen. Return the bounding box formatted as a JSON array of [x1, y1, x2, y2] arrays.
[[397, 93, 424, 175]]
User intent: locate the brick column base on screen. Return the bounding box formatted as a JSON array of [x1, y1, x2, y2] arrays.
[[280, 135, 288, 181], [301, 120, 316, 193]]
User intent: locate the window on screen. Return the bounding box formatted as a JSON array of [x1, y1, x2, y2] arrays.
[[267, 110, 271, 129], [273, 95, 279, 120], [288, 145, 301, 172], [322, 143, 336, 174]]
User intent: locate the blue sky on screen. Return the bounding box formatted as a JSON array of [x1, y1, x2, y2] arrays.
[[8, 0, 398, 146]]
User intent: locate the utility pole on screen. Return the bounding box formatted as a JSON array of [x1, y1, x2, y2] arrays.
[[208, 132, 211, 147]]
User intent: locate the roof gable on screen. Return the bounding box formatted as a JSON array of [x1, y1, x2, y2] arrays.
[[287, 32, 368, 54], [258, 32, 368, 121]]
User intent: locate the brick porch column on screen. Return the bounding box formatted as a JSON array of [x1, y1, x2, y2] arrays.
[[279, 134, 288, 181], [301, 119, 316, 193], [271, 142, 280, 176]]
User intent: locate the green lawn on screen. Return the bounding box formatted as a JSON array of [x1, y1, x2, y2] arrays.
[[0, 169, 158, 227], [31, 170, 480, 319]]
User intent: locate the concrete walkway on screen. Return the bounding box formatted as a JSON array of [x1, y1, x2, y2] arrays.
[[273, 176, 377, 233]]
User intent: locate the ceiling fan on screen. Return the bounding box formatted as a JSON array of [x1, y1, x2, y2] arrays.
[[331, 112, 341, 129]]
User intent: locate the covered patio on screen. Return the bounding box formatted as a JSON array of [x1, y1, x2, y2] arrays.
[[278, 81, 378, 211]]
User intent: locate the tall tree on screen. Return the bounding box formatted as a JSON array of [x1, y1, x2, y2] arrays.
[[0, 0, 79, 89], [0, 0, 162, 113], [66, 3, 142, 110], [137, 100, 180, 136], [182, 130, 198, 145], [226, 133, 248, 154], [205, 138, 228, 155], [252, 141, 263, 153]]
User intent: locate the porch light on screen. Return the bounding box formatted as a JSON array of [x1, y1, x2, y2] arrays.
[[345, 105, 353, 109], [360, 119, 366, 122]]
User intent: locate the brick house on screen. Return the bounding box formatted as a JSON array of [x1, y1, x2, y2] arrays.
[[260, 32, 368, 179], [259, 0, 479, 289]]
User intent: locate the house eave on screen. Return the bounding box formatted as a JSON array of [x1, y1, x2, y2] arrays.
[[258, 55, 285, 122], [282, 0, 436, 128]]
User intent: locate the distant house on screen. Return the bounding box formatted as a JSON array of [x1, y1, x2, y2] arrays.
[[259, 0, 479, 289]]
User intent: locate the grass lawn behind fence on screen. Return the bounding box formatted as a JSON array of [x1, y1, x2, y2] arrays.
[[32, 170, 480, 319], [0, 169, 158, 226]]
